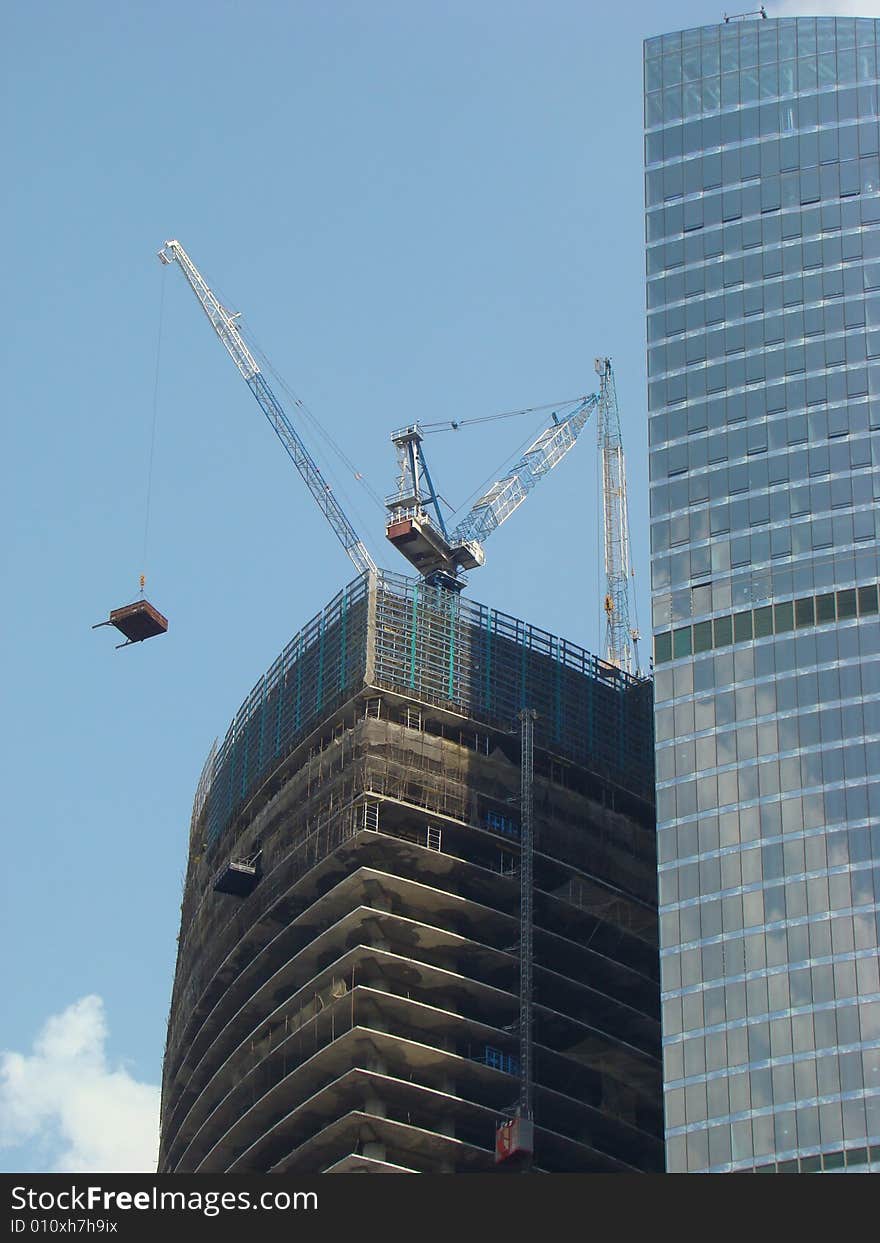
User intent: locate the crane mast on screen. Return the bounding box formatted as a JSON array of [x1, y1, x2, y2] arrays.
[[595, 357, 639, 675], [158, 240, 378, 579]]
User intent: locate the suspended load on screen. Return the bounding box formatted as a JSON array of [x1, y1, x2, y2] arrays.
[[92, 597, 168, 649]]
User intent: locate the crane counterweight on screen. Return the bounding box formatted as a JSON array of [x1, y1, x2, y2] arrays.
[[384, 423, 485, 588]]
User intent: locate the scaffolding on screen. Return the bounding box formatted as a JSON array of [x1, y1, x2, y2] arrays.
[[162, 694, 661, 1174], [195, 570, 653, 849]]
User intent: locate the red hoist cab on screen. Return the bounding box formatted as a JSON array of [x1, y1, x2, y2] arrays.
[[495, 1116, 534, 1165]]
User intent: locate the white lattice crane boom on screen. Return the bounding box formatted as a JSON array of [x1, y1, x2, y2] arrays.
[[158, 240, 378, 578], [595, 357, 640, 675]]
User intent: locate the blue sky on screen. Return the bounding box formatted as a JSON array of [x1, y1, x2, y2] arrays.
[[1, 0, 871, 1172]]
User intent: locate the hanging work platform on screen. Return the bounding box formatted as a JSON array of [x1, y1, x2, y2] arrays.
[[92, 599, 169, 649], [212, 855, 261, 897]]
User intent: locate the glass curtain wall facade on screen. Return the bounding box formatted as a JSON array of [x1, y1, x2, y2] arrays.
[[645, 16, 880, 1172]]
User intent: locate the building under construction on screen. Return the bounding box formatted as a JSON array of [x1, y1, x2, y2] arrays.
[[158, 569, 661, 1173]]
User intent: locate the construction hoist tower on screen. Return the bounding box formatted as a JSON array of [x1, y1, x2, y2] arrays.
[[494, 707, 537, 1170], [595, 358, 640, 676]]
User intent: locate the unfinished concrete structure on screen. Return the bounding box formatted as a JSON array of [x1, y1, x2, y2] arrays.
[[159, 570, 662, 1173]]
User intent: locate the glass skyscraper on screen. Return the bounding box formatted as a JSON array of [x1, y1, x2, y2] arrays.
[[646, 15, 880, 1172]]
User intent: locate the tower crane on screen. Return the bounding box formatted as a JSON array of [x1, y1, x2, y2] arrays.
[[157, 240, 378, 578], [385, 394, 599, 591], [157, 239, 621, 623], [595, 357, 640, 675]]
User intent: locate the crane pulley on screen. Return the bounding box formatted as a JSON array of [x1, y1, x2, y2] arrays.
[[157, 240, 378, 579]]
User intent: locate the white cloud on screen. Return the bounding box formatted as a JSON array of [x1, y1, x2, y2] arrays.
[[0, 996, 159, 1173], [771, 2, 879, 15]]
